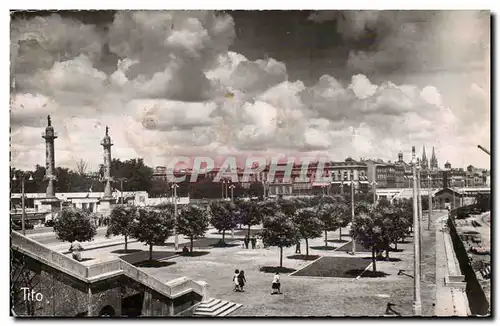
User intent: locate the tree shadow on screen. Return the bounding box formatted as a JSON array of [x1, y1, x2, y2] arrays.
[[120, 251, 178, 264], [397, 240, 412, 244], [134, 260, 177, 268], [212, 242, 239, 248], [362, 257, 402, 262], [110, 249, 142, 254], [286, 254, 320, 261], [390, 248, 405, 253], [179, 251, 210, 257], [259, 266, 296, 274], [310, 245, 337, 251], [79, 258, 94, 262], [345, 269, 390, 278], [327, 239, 349, 243]]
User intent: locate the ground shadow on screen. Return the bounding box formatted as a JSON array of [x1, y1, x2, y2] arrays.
[[79, 258, 94, 262], [390, 248, 405, 253], [310, 245, 337, 251], [110, 249, 142, 254], [362, 257, 402, 262], [286, 254, 321, 261], [259, 266, 297, 274], [344, 269, 390, 278], [120, 251, 178, 264], [327, 239, 349, 243], [212, 242, 239, 248], [134, 260, 177, 268], [179, 251, 210, 257], [398, 240, 412, 244]]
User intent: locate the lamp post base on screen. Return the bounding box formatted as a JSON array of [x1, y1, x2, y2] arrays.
[[413, 302, 422, 316]]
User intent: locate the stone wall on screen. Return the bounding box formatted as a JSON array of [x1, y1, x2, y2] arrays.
[[447, 217, 489, 316]]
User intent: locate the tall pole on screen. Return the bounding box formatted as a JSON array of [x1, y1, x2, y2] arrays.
[[351, 180, 356, 255], [229, 184, 235, 202], [21, 177, 26, 236], [225, 180, 228, 200], [428, 176, 432, 231], [411, 148, 422, 315], [120, 179, 124, 204], [221, 180, 225, 199], [172, 183, 179, 250], [417, 162, 423, 270], [371, 181, 377, 204]]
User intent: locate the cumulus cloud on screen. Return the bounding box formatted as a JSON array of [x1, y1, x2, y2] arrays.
[[9, 11, 490, 171]]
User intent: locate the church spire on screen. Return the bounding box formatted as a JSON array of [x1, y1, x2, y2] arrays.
[[421, 146, 428, 170], [430, 146, 438, 170]]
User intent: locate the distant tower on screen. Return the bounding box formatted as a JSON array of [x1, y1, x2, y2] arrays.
[[42, 115, 57, 198], [430, 146, 438, 170], [421, 146, 428, 170], [101, 126, 114, 200], [398, 151, 403, 163]]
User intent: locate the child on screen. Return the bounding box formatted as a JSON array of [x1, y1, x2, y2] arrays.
[[272, 272, 281, 294], [238, 270, 246, 292], [233, 269, 240, 292]]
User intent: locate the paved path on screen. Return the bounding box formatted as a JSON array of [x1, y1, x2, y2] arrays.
[[434, 212, 469, 316]]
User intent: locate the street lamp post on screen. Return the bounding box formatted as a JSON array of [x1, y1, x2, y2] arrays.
[[115, 177, 127, 204], [411, 149, 422, 315], [371, 181, 377, 204], [350, 179, 356, 255], [428, 175, 432, 231], [416, 161, 423, 272], [229, 184, 235, 202], [171, 183, 179, 251], [225, 179, 228, 200], [221, 180, 225, 199], [12, 173, 33, 236]]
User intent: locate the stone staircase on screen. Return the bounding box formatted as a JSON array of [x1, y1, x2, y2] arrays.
[[193, 298, 242, 317]]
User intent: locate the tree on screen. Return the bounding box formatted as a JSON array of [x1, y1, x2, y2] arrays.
[[106, 205, 137, 252], [177, 204, 210, 252], [131, 207, 175, 261], [350, 207, 388, 272], [209, 201, 238, 244], [53, 207, 98, 244], [260, 212, 297, 267], [293, 207, 322, 257], [317, 195, 349, 247], [76, 159, 88, 175], [235, 200, 262, 238], [391, 199, 413, 250]]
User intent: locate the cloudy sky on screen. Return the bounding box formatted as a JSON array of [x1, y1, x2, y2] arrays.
[[10, 10, 490, 171]]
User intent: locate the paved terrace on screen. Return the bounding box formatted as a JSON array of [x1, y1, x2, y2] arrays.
[[60, 215, 458, 317]]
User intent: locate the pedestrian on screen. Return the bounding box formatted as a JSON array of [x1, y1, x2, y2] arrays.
[[271, 272, 281, 294], [237, 270, 246, 292], [231, 228, 234, 239], [69, 240, 84, 262], [251, 236, 256, 249], [240, 239, 245, 248], [233, 269, 240, 292], [244, 236, 250, 249], [295, 242, 301, 254], [256, 236, 263, 249]]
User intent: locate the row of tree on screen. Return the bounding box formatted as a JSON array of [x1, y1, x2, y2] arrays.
[[52, 195, 414, 272]]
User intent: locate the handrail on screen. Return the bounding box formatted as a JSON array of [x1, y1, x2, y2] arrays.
[[11, 231, 205, 300], [11, 231, 88, 278]]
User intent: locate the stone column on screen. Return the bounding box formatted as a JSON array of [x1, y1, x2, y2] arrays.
[[99, 127, 116, 213], [101, 126, 113, 200], [41, 116, 60, 213], [42, 115, 57, 198]]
